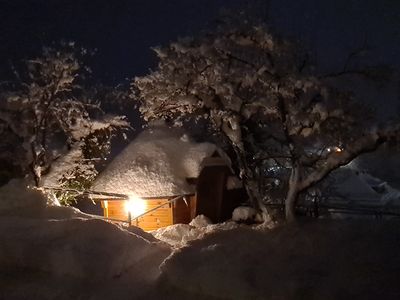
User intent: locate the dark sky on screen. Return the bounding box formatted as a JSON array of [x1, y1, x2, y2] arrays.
[[0, 0, 253, 82], [1, 0, 399, 112]]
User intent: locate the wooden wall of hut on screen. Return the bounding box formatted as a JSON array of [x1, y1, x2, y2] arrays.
[[172, 195, 196, 224], [195, 165, 247, 223], [195, 165, 227, 223], [101, 199, 174, 231]]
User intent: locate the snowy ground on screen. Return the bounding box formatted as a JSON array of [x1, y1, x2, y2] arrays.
[[1, 180, 400, 299], [158, 220, 400, 299]]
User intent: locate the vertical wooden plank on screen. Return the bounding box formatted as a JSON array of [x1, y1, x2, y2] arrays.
[[101, 200, 109, 218], [190, 195, 197, 220], [172, 196, 192, 224]]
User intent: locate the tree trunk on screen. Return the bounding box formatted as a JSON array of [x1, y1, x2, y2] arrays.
[[30, 142, 41, 187], [232, 145, 265, 211], [285, 165, 300, 222], [221, 119, 268, 218]]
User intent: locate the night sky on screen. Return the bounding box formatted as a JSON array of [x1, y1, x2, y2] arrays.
[[1, 0, 399, 111], [0, 0, 253, 83]]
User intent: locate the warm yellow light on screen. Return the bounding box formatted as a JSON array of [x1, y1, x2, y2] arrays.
[[125, 195, 147, 218], [335, 146, 343, 153], [327, 146, 343, 153]]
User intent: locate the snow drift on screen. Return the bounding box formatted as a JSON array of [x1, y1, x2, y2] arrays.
[[0, 180, 171, 299], [0, 218, 170, 281], [151, 215, 240, 247], [159, 220, 400, 299], [2, 180, 400, 299]]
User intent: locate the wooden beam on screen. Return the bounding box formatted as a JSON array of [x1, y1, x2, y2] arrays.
[[41, 186, 195, 200], [132, 195, 183, 222]]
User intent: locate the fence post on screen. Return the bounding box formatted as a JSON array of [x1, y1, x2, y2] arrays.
[[128, 211, 132, 226]]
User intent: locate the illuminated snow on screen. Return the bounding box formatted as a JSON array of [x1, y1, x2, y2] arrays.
[[92, 126, 219, 197], [2, 180, 400, 299]]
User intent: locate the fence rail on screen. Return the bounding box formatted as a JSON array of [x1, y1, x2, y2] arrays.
[[265, 202, 400, 218]]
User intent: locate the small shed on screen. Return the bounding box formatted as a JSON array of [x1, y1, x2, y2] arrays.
[[91, 126, 245, 231]]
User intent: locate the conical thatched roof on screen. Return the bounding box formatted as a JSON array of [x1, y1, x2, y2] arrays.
[[92, 126, 218, 198]]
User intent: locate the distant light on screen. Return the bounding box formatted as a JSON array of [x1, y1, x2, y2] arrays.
[[327, 146, 343, 153], [125, 195, 147, 218], [335, 146, 343, 153]]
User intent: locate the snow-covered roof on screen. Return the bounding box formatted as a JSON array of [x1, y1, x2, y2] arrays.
[[330, 168, 400, 206], [92, 126, 220, 197], [334, 170, 380, 202]]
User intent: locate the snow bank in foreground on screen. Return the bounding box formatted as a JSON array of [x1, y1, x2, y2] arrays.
[[0, 179, 91, 220], [159, 220, 400, 299], [0, 218, 170, 281], [3, 180, 400, 299], [0, 179, 46, 217], [0, 180, 171, 299]]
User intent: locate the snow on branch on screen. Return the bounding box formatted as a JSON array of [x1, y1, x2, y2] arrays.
[[0, 44, 130, 196], [133, 18, 397, 221]]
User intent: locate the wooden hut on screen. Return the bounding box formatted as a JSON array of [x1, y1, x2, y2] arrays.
[[91, 126, 245, 231], [100, 195, 196, 231]]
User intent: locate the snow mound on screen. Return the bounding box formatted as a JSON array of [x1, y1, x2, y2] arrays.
[[189, 214, 212, 227], [0, 179, 94, 220], [4, 180, 400, 299], [92, 126, 218, 197], [151, 215, 238, 247], [127, 225, 160, 242], [0, 179, 46, 217], [0, 218, 170, 280], [232, 206, 258, 222], [159, 220, 400, 299], [0, 180, 172, 299]]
